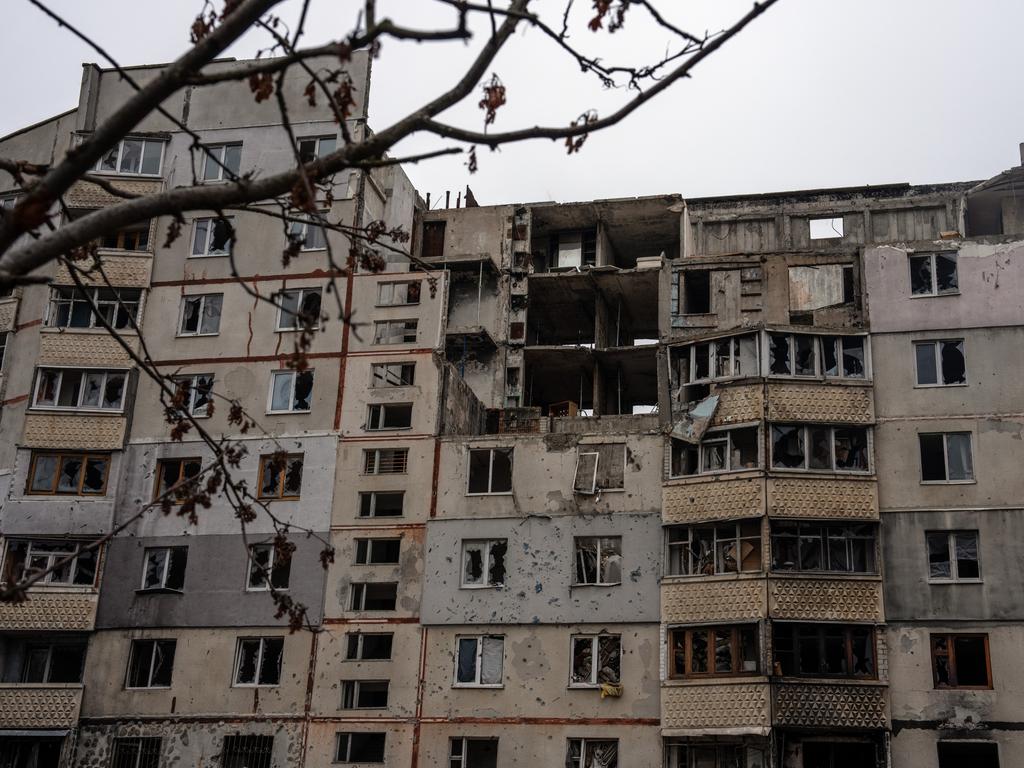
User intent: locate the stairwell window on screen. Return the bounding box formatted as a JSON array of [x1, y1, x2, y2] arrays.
[[358, 491, 404, 517], [454, 635, 504, 687], [910, 252, 959, 296], [335, 733, 385, 764], [373, 319, 418, 345], [808, 216, 844, 240], [345, 633, 393, 660], [201, 143, 242, 181], [366, 403, 413, 431], [268, 370, 314, 413], [350, 583, 397, 611], [32, 368, 127, 411], [234, 637, 284, 686], [919, 432, 974, 482], [178, 293, 223, 336], [669, 625, 759, 678], [221, 736, 273, 768], [140, 547, 187, 592], [467, 448, 513, 494], [573, 537, 622, 586], [362, 448, 408, 475], [371, 362, 415, 388], [126, 639, 176, 688], [377, 280, 421, 306], [449, 738, 499, 768], [927, 530, 981, 582], [570, 634, 620, 687], [355, 538, 401, 565], [110, 737, 162, 768], [341, 680, 389, 709], [95, 138, 165, 176]]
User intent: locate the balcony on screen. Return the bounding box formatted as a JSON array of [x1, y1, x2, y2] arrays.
[[772, 680, 887, 730], [767, 476, 878, 520], [663, 473, 764, 525], [766, 381, 874, 424], [0, 684, 82, 729], [66, 178, 162, 209], [0, 592, 97, 632], [53, 252, 152, 287], [38, 332, 136, 368], [709, 383, 763, 427], [768, 575, 883, 623], [22, 413, 127, 451], [662, 576, 766, 624], [661, 679, 770, 734]]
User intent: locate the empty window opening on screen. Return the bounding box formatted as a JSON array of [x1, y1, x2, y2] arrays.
[[461, 539, 507, 588], [234, 637, 284, 686], [345, 633, 393, 660], [937, 741, 999, 768], [422, 221, 446, 259], [771, 424, 869, 472], [341, 680, 390, 709], [682, 270, 711, 314], [927, 530, 980, 581], [335, 733, 386, 764], [359, 491, 404, 517], [549, 229, 596, 269], [449, 738, 499, 768], [372, 362, 415, 388], [788, 264, 855, 311], [919, 432, 973, 482], [570, 634, 621, 687], [467, 448, 513, 494], [670, 427, 759, 478], [573, 443, 626, 494], [455, 635, 504, 686], [771, 522, 877, 574], [21, 641, 87, 683], [127, 639, 176, 688], [221, 736, 273, 768], [667, 520, 762, 576], [350, 582, 398, 611], [670, 625, 758, 677], [567, 739, 618, 768], [355, 538, 401, 565], [573, 537, 622, 586], [915, 339, 966, 386], [247, 542, 292, 591], [809, 216, 845, 240], [773, 623, 875, 678], [910, 252, 959, 296], [802, 743, 878, 768], [141, 546, 187, 591], [366, 403, 413, 430], [931, 633, 991, 688]]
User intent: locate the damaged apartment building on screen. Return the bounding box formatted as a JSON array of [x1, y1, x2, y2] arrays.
[[1, 51, 1024, 768]]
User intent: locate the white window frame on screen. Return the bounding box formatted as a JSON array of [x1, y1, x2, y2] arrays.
[[370, 362, 415, 388], [176, 293, 223, 337], [93, 138, 166, 177], [448, 738, 500, 768], [350, 582, 398, 611], [275, 287, 322, 331], [909, 251, 959, 297], [572, 536, 623, 587], [914, 339, 967, 387], [566, 738, 619, 768], [345, 633, 393, 661], [765, 331, 870, 380], [460, 539, 507, 589], [288, 213, 327, 251], [125, 639, 175, 689], [246, 543, 290, 591], [466, 447, 513, 496], [569, 634, 621, 688], [266, 369, 314, 414], [340, 679, 390, 710], [190, 216, 234, 257], [376, 281, 422, 307], [362, 448, 409, 475], [358, 491, 405, 517], [31, 367, 128, 412], [201, 143, 242, 182], [366, 403, 413, 431], [297, 135, 337, 161], [770, 424, 872, 474], [140, 546, 186, 591], [354, 538, 402, 566], [372, 319, 418, 345], [232, 636, 283, 687], [172, 374, 213, 417], [9, 539, 97, 586], [676, 333, 760, 386], [334, 732, 386, 764], [453, 635, 504, 688], [919, 432, 975, 484], [926, 530, 982, 584], [46, 286, 143, 330]]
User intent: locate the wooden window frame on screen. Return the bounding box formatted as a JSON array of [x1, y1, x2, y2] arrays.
[[773, 623, 878, 680], [26, 451, 111, 495], [668, 625, 759, 679], [256, 453, 303, 500], [930, 633, 993, 690], [153, 457, 203, 503]]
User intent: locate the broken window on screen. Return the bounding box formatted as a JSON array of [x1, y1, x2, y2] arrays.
[[467, 448, 513, 494], [27, 451, 110, 495], [154, 457, 202, 502], [126, 639, 176, 688], [141, 547, 187, 591], [234, 636, 284, 686], [672, 335, 758, 396], [910, 251, 959, 296], [926, 530, 980, 581], [771, 425, 869, 472], [247, 542, 292, 591], [110, 737, 162, 768], [573, 443, 626, 494], [359, 491, 404, 517], [350, 582, 398, 611], [172, 374, 214, 417], [373, 319, 418, 344], [32, 367, 127, 410], [201, 142, 241, 181], [449, 737, 499, 768], [191, 216, 233, 256], [682, 270, 711, 314], [919, 432, 973, 482], [371, 362, 415, 387], [377, 281, 421, 306], [335, 733, 386, 764], [773, 623, 875, 678], [937, 742, 999, 768], [345, 633, 393, 660], [669, 427, 759, 478], [822, 335, 866, 378], [931, 634, 991, 688], [276, 287, 322, 331], [221, 736, 273, 768], [178, 293, 222, 335], [549, 229, 596, 269], [288, 213, 327, 251], [788, 264, 854, 311], [258, 453, 303, 499], [808, 216, 844, 240], [341, 680, 389, 709], [802, 743, 878, 768], [669, 625, 758, 677], [667, 520, 762, 576], [769, 332, 816, 376], [363, 448, 409, 475], [268, 369, 314, 412], [455, 635, 504, 686], [422, 221, 446, 259], [95, 137, 165, 175], [769, 332, 868, 379], [366, 403, 413, 430], [3, 539, 99, 586], [297, 135, 336, 163], [573, 537, 622, 586], [47, 286, 142, 330], [570, 634, 621, 686], [771, 522, 877, 573], [355, 538, 401, 565], [461, 539, 507, 588], [666, 743, 763, 768], [914, 339, 966, 386], [21, 641, 87, 683], [567, 739, 618, 768]]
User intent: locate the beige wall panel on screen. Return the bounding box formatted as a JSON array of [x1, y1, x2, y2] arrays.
[[65, 179, 162, 208], [711, 384, 763, 426], [38, 331, 135, 366], [53, 255, 152, 287], [22, 414, 126, 449]]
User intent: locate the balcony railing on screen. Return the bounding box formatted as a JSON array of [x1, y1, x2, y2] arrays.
[[0, 684, 82, 729]]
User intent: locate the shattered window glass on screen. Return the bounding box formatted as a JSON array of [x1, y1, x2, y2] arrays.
[[574, 537, 621, 585], [772, 425, 805, 468], [460, 540, 505, 587], [571, 635, 621, 686], [940, 340, 966, 384], [909, 254, 933, 295], [769, 334, 790, 375], [935, 253, 959, 293], [794, 335, 816, 376]]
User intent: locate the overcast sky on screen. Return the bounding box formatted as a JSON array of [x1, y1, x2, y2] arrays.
[[3, 0, 1021, 205]]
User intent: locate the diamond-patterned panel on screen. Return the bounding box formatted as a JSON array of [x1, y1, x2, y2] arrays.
[[711, 384, 763, 426], [663, 578, 766, 624], [662, 682, 769, 730], [65, 179, 162, 209], [53, 254, 152, 287], [769, 578, 882, 622], [767, 477, 877, 520], [39, 332, 135, 367], [0, 592, 96, 631], [663, 477, 764, 524], [767, 382, 874, 423], [0, 685, 82, 728], [23, 414, 126, 450], [772, 682, 887, 729]]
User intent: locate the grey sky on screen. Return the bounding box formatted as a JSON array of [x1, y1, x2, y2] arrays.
[[2, 0, 1021, 205]]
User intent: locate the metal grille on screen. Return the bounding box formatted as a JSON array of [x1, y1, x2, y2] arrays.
[[110, 738, 161, 768], [221, 735, 273, 768]]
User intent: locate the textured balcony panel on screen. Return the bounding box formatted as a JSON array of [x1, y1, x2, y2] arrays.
[[766, 383, 874, 424], [711, 384, 763, 427], [0, 299, 16, 331], [66, 179, 162, 209], [0, 685, 82, 729], [23, 414, 126, 450], [769, 578, 882, 622], [772, 682, 887, 729], [53, 254, 152, 287], [662, 682, 770, 730], [662, 578, 766, 624], [0, 592, 96, 631], [663, 477, 764, 524], [767, 477, 878, 520], [38, 333, 134, 367]]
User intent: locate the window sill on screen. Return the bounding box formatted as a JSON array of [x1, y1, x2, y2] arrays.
[[459, 584, 503, 590], [232, 683, 282, 689], [465, 492, 513, 497], [668, 467, 763, 481], [920, 479, 977, 485], [135, 588, 184, 595], [452, 683, 504, 690], [265, 410, 313, 416], [187, 253, 228, 259], [934, 684, 993, 691], [662, 675, 766, 687], [372, 341, 419, 346], [914, 383, 969, 389], [365, 427, 413, 433], [770, 468, 872, 477], [769, 570, 881, 581], [245, 587, 291, 593], [909, 292, 961, 299], [90, 171, 163, 180], [275, 326, 322, 334], [568, 683, 617, 690], [175, 333, 221, 338], [125, 685, 172, 691], [570, 582, 622, 589], [928, 578, 983, 585]]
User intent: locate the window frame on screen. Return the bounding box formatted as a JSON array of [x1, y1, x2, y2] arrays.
[[673, 333, 761, 387], [340, 679, 390, 710], [93, 137, 165, 177], [766, 331, 869, 380], [153, 457, 203, 503], [110, 737, 162, 768], [3, 538, 99, 587], [139, 546, 188, 592], [466, 447, 514, 496], [770, 424, 871, 473], [354, 538, 402, 566], [808, 216, 845, 240], [246, 542, 292, 592], [233, 636, 284, 688], [372, 319, 418, 345], [201, 143, 242, 182], [190, 216, 234, 257], [913, 339, 968, 387], [334, 732, 386, 764], [572, 536, 622, 587], [46, 286, 143, 330], [769, 521, 878, 575], [926, 530, 982, 583], [909, 251, 960, 297], [566, 738, 618, 768], [669, 425, 761, 479], [345, 633, 393, 661], [452, 634, 504, 688], [125, 639, 176, 689], [21, 640, 87, 683], [772, 623, 877, 680], [448, 737, 500, 768], [362, 448, 409, 475], [297, 135, 337, 163], [267, 369, 315, 414], [358, 490, 405, 517], [366, 402, 414, 431], [25, 450, 111, 496], [275, 287, 323, 332], [349, 582, 398, 611], [288, 212, 328, 252], [919, 431, 975, 484], [172, 374, 214, 418], [376, 280, 422, 307], [370, 362, 415, 388], [930, 633, 992, 689], [460, 538, 507, 589], [31, 367, 128, 412], [177, 293, 223, 337], [256, 453, 304, 499], [668, 624, 760, 679], [666, 520, 763, 577], [568, 633, 621, 688]]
